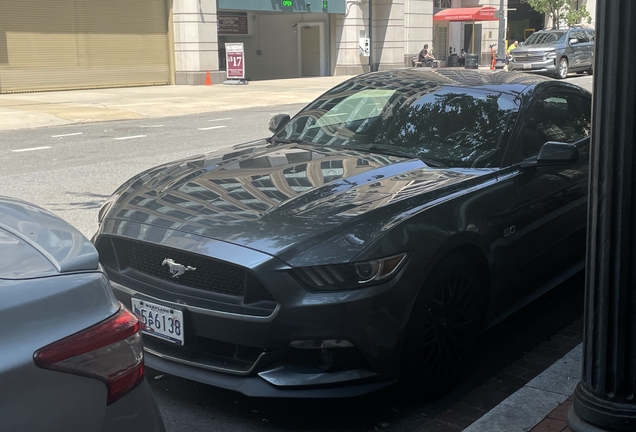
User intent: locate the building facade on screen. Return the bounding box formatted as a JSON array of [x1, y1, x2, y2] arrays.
[[0, 0, 596, 93]]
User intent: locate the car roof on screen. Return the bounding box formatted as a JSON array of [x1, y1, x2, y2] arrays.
[[353, 69, 558, 96]]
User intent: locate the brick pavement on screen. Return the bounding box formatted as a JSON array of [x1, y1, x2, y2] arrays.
[[414, 318, 583, 432], [529, 397, 574, 432]]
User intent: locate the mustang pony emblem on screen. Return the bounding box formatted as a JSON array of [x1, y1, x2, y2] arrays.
[[162, 258, 196, 278]]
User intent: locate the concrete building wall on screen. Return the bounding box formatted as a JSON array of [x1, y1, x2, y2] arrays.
[[373, 0, 405, 70], [173, 0, 221, 84], [405, 0, 434, 61], [580, 0, 596, 28], [333, 2, 369, 75]]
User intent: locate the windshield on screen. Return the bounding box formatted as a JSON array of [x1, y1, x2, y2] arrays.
[[273, 81, 517, 168], [524, 31, 566, 45]]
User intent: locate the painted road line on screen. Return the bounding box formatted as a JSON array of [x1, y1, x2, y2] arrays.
[[114, 135, 147, 141], [198, 126, 227, 131], [12, 146, 52, 152], [208, 118, 232, 122], [140, 125, 164, 128], [51, 132, 83, 138]]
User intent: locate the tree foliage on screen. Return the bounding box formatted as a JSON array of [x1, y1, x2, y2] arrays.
[[527, 0, 592, 29]]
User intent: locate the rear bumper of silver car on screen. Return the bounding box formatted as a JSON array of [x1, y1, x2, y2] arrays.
[[102, 380, 166, 432]]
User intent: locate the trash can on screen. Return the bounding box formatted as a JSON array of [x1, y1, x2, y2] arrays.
[[465, 53, 479, 69], [404, 53, 414, 68], [448, 53, 459, 67]]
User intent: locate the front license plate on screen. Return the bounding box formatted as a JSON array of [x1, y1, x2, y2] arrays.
[[131, 298, 184, 345], [523, 63, 532, 69]]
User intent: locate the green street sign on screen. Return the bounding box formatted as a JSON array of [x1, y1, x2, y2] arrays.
[[281, 0, 293, 7]]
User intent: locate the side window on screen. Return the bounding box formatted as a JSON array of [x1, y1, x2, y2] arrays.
[[517, 93, 591, 160], [572, 30, 588, 43], [585, 30, 595, 42]]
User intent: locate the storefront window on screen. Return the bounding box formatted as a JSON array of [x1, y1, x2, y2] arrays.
[[434, 0, 452, 8], [434, 25, 448, 61]]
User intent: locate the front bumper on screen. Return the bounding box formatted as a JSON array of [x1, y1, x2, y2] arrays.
[[145, 350, 395, 398], [510, 58, 557, 74], [96, 232, 428, 397]]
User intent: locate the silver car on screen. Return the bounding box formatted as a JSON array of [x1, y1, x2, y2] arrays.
[[0, 196, 165, 432], [510, 27, 595, 78]]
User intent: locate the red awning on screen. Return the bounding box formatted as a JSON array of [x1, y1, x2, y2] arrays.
[[433, 6, 497, 22]]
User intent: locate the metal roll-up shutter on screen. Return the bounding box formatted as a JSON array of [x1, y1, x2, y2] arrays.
[[0, 0, 170, 93]]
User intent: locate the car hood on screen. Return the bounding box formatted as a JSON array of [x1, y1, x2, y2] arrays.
[[101, 141, 496, 263], [0, 196, 98, 279]]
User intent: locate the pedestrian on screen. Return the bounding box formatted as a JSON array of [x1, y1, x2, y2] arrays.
[[505, 40, 519, 71], [458, 49, 466, 67], [418, 44, 434, 67], [507, 40, 519, 56]]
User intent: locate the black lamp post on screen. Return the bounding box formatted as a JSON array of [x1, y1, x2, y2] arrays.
[[568, 0, 636, 431], [495, 0, 506, 68]]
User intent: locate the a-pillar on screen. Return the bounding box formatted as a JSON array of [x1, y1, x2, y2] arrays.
[[568, 1, 636, 431]]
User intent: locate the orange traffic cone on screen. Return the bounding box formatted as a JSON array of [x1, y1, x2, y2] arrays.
[[205, 71, 212, 86]]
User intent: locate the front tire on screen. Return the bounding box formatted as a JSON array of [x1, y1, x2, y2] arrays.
[[400, 254, 484, 395], [556, 58, 569, 79]]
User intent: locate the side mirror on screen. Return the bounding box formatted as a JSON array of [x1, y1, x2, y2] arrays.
[[522, 141, 579, 168], [268, 113, 291, 134], [569, 38, 579, 45]]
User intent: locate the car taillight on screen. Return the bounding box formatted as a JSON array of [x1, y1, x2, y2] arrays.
[[33, 305, 144, 405]]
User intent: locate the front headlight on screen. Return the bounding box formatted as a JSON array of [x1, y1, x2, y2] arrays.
[[546, 52, 557, 59], [292, 253, 407, 291]]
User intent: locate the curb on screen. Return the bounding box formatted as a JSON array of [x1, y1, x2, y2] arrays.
[[464, 345, 581, 432]]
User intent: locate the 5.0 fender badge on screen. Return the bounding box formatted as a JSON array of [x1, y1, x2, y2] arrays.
[[162, 258, 196, 278]]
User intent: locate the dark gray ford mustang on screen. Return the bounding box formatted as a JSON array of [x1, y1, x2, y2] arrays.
[[94, 70, 591, 397]]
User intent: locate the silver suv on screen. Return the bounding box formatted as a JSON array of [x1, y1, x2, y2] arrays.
[[509, 27, 595, 79]]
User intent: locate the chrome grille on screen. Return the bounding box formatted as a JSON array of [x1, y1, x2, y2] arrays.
[[121, 240, 246, 297], [513, 53, 545, 63]]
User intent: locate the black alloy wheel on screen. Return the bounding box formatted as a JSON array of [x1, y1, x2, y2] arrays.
[[401, 254, 483, 394]]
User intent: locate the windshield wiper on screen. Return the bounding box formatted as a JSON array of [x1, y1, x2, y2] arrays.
[[344, 144, 448, 168]]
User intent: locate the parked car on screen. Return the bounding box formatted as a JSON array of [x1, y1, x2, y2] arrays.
[[0, 197, 165, 431], [509, 27, 595, 78], [93, 69, 591, 397]]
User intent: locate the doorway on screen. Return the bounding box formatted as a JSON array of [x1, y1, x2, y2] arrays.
[[464, 23, 482, 60], [298, 22, 325, 77]]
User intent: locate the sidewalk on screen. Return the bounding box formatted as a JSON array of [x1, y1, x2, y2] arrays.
[[0, 66, 496, 132], [0, 75, 356, 131]]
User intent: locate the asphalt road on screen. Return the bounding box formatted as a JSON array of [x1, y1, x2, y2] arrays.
[[0, 74, 593, 432], [0, 103, 306, 237]]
